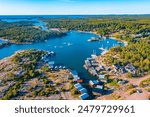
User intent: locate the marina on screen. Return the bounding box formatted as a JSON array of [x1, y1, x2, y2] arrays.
[[0, 17, 124, 82], [0, 31, 123, 82]]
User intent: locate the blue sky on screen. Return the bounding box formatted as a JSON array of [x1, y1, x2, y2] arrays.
[[0, 0, 149, 15]]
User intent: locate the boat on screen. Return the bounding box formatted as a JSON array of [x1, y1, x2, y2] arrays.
[[91, 50, 97, 59], [67, 43, 72, 46], [59, 66, 62, 69], [88, 39, 92, 42], [99, 47, 106, 51], [117, 41, 122, 44], [88, 37, 101, 42]]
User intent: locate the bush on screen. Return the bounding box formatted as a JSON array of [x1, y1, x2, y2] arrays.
[[69, 82, 74, 90], [127, 73, 133, 78], [129, 89, 136, 95], [127, 84, 134, 90], [42, 65, 50, 72], [139, 78, 150, 88], [71, 88, 79, 95], [111, 94, 121, 100], [147, 88, 150, 92]]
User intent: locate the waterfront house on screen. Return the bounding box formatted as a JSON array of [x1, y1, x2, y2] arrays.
[[80, 93, 89, 100], [89, 69, 97, 76], [89, 80, 99, 87], [98, 74, 106, 82], [47, 51, 55, 56], [79, 88, 87, 94], [92, 87, 103, 96], [95, 67, 101, 72], [85, 60, 91, 67], [77, 85, 83, 91], [91, 62, 99, 67], [96, 85, 104, 90], [74, 83, 83, 91], [15, 69, 25, 77], [125, 64, 136, 74], [133, 33, 142, 38], [92, 82, 104, 95], [48, 61, 55, 68], [73, 75, 80, 82], [74, 83, 80, 87], [91, 54, 97, 59], [118, 80, 127, 85]]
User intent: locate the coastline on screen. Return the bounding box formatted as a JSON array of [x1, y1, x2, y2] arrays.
[[77, 30, 128, 46], [77, 30, 98, 35], [110, 36, 128, 46], [0, 38, 8, 42]]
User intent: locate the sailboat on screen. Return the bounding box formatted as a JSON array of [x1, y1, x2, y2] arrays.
[[91, 50, 97, 59], [99, 44, 105, 51]]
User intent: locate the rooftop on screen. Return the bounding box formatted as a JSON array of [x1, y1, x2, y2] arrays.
[[80, 93, 89, 100]]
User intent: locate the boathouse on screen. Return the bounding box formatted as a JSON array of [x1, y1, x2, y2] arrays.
[[48, 61, 55, 68], [98, 74, 106, 82], [74, 83, 83, 90], [80, 93, 89, 100], [89, 80, 99, 87], [79, 88, 87, 94]]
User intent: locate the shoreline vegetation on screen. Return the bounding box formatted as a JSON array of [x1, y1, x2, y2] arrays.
[[0, 21, 67, 44]]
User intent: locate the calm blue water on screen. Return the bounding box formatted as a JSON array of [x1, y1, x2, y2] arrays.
[[0, 16, 124, 81], [0, 31, 123, 80]]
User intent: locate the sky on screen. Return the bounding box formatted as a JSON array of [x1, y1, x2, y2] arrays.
[[0, 0, 150, 15]]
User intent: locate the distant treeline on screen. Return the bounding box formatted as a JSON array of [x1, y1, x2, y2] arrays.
[[0, 21, 67, 43], [41, 16, 150, 42]]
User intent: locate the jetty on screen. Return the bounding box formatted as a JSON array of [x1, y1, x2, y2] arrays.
[[88, 37, 101, 42], [68, 70, 89, 100], [41, 51, 67, 70], [74, 83, 89, 100]]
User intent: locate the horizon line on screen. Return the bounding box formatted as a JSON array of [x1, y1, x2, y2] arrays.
[[0, 14, 150, 16]]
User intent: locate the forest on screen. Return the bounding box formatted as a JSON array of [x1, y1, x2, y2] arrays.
[[105, 39, 150, 77], [0, 21, 67, 43], [41, 16, 150, 42]]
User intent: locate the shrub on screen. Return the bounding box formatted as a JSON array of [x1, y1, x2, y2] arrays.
[[69, 82, 74, 90], [127, 73, 133, 78], [127, 84, 134, 90], [71, 88, 79, 95], [129, 89, 136, 95]]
